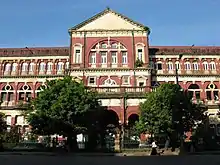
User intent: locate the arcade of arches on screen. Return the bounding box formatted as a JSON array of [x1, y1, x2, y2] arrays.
[[186, 82, 219, 102], [104, 110, 139, 135]]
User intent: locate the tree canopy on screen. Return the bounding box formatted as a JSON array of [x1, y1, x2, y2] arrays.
[[136, 83, 207, 137], [26, 76, 102, 137], [0, 112, 6, 134]]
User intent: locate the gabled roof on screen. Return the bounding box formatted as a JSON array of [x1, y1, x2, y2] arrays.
[[69, 7, 150, 33]]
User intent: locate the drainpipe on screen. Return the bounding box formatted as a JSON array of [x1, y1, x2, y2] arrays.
[[83, 31, 87, 84], [132, 30, 137, 88], [68, 32, 72, 76]]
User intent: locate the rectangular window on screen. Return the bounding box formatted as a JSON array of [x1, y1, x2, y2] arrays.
[[1, 93, 6, 101], [122, 52, 127, 64], [111, 52, 117, 64], [8, 93, 14, 101], [88, 77, 96, 85], [137, 49, 143, 61], [75, 50, 81, 63], [101, 52, 107, 64], [156, 63, 162, 70], [90, 52, 96, 64]]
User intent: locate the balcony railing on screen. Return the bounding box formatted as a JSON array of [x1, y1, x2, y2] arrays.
[[89, 86, 147, 95]]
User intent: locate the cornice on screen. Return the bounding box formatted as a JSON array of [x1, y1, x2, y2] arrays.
[[0, 75, 65, 79], [70, 67, 152, 72], [155, 74, 220, 77]]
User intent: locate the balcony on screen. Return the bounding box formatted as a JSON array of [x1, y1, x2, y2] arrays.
[[89, 86, 147, 98]]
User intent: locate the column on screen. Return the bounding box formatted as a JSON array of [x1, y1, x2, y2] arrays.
[[14, 82, 18, 104], [32, 82, 36, 99]]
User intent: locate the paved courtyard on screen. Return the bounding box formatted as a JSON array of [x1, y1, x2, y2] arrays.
[[1, 155, 220, 165]]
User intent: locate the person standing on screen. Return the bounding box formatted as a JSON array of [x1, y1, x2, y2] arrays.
[[151, 140, 158, 155]]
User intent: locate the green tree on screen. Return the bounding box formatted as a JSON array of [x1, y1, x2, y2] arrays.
[[26, 76, 102, 151], [136, 83, 207, 138], [0, 112, 6, 151]]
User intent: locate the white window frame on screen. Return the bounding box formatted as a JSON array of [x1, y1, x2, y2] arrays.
[[29, 63, 35, 72], [39, 62, 45, 71], [21, 62, 28, 72], [57, 62, 63, 71], [5, 63, 11, 72], [101, 43, 107, 49], [167, 62, 173, 70], [185, 62, 191, 70], [12, 63, 17, 72], [137, 49, 143, 61], [111, 52, 117, 64], [47, 62, 53, 71], [101, 52, 107, 64], [203, 62, 209, 70], [122, 51, 127, 64], [193, 63, 199, 70], [65, 62, 69, 69], [210, 62, 216, 70], [88, 77, 96, 85], [90, 52, 96, 64], [74, 49, 81, 63], [175, 62, 180, 70], [111, 43, 117, 49], [155, 62, 162, 70]]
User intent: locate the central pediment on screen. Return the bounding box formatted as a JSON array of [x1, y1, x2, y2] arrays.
[[69, 8, 149, 32]]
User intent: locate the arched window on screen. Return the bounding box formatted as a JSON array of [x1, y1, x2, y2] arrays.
[[175, 61, 180, 70], [65, 62, 69, 70], [12, 63, 18, 72], [18, 84, 32, 102], [57, 62, 64, 71], [206, 83, 219, 101], [203, 61, 209, 70], [188, 84, 200, 100], [89, 41, 127, 67], [73, 44, 82, 63], [192, 62, 199, 70], [47, 62, 53, 72], [184, 62, 191, 70], [210, 62, 216, 70], [167, 62, 173, 70], [21, 62, 28, 72], [39, 62, 46, 72], [4, 63, 11, 72], [1, 84, 14, 105], [135, 43, 145, 62], [29, 62, 35, 73]]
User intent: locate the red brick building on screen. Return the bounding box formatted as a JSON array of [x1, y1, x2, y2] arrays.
[[0, 8, 220, 134]]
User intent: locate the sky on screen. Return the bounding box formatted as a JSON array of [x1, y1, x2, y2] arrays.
[[0, 0, 219, 48]]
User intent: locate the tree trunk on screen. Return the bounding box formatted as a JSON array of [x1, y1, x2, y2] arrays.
[[67, 134, 78, 152]]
